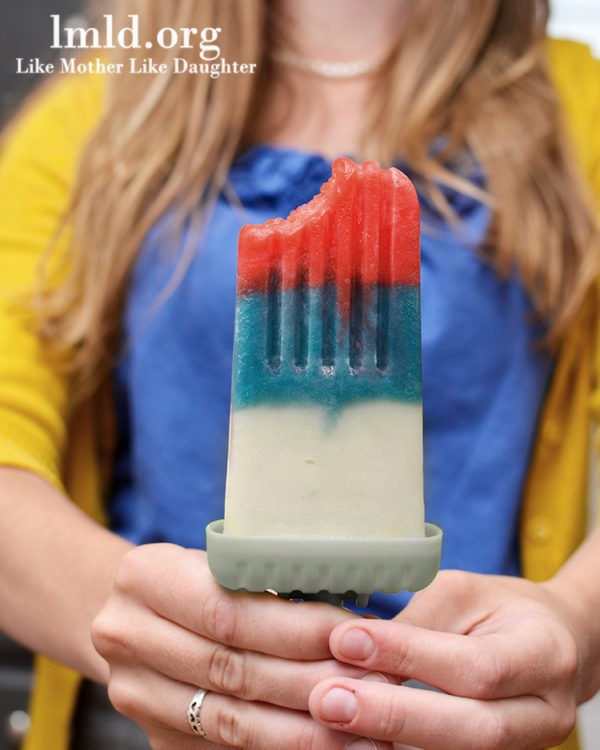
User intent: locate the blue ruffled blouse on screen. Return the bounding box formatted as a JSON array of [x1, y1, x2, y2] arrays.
[[109, 144, 553, 617]]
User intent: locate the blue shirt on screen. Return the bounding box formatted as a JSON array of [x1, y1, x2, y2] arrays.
[[110, 144, 553, 617]]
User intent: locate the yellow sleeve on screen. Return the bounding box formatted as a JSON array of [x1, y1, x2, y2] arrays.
[[547, 39, 600, 200], [548, 41, 600, 422], [0, 73, 104, 489]]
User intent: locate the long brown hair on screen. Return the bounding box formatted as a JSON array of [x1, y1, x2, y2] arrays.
[[37, 0, 599, 396]]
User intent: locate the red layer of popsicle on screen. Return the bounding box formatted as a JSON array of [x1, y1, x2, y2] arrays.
[[237, 158, 420, 302]]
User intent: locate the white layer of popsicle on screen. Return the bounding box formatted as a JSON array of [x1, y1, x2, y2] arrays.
[[224, 400, 424, 539]]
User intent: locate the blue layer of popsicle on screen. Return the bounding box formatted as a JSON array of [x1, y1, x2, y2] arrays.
[[232, 283, 421, 412]]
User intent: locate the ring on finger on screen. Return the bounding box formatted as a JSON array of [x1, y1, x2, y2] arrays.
[[188, 688, 210, 738]]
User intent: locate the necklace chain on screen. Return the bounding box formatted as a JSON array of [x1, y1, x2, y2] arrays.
[[271, 49, 380, 80]]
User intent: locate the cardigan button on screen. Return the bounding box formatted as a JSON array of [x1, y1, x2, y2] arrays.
[[541, 419, 562, 446], [526, 516, 553, 544], [5, 710, 30, 745]]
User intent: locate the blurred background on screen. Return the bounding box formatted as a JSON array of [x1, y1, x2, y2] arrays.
[[0, 0, 86, 126], [0, 1, 598, 748], [547, 0, 600, 56]]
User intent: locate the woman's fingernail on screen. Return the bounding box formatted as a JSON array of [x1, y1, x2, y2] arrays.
[[320, 687, 357, 723], [338, 628, 375, 660], [345, 739, 377, 749], [361, 671, 388, 683]]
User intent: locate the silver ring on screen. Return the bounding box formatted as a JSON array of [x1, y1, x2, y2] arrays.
[[188, 688, 209, 738]]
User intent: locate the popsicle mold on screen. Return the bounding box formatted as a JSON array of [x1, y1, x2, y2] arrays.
[[206, 520, 442, 607], [207, 158, 442, 606]]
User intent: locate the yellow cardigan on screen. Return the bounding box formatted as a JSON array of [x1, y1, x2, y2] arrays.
[[0, 39, 598, 750]]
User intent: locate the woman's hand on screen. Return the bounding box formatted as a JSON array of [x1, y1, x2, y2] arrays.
[[92, 543, 385, 750], [309, 570, 597, 750]]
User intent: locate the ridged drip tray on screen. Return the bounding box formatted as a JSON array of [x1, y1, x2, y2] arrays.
[[206, 520, 442, 607]]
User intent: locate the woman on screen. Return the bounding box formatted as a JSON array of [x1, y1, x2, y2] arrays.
[[0, 1, 599, 748]]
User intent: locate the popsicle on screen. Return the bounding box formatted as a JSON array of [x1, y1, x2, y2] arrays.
[[207, 157, 441, 605]]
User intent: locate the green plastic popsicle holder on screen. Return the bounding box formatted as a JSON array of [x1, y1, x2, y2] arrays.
[[206, 520, 442, 607]]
